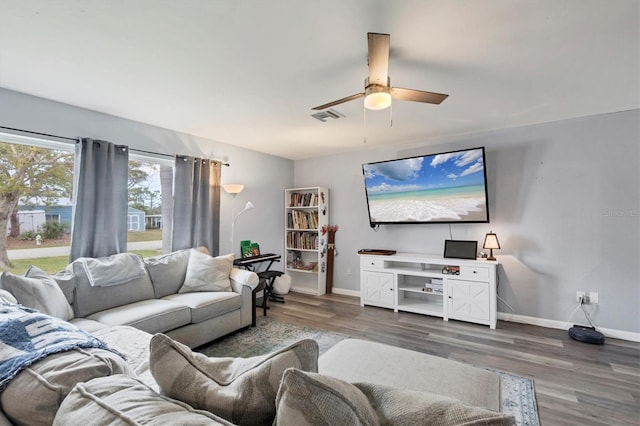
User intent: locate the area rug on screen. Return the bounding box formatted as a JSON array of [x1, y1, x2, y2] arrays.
[[197, 317, 539, 426], [198, 316, 349, 357], [490, 369, 540, 426]]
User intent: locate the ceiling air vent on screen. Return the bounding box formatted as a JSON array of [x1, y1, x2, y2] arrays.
[[311, 108, 345, 122]]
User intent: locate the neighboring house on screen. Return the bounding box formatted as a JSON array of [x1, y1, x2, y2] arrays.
[[127, 207, 146, 232], [8, 210, 46, 235], [17, 204, 146, 232]]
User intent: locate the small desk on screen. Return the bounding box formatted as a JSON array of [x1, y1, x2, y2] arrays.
[[234, 253, 282, 326]]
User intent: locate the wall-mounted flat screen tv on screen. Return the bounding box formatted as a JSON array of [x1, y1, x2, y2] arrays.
[[362, 147, 489, 225]]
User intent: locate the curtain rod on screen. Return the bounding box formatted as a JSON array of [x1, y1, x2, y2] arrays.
[[0, 125, 231, 167]]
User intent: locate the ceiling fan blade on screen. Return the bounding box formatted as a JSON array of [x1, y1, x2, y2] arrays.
[[312, 93, 365, 110], [391, 87, 449, 104], [367, 33, 390, 86]]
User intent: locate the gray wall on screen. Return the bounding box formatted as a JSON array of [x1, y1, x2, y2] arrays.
[[0, 88, 293, 262], [294, 110, 640, 334], [3, 86, 637, 334]]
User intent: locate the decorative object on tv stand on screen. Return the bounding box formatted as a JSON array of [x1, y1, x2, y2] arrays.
[[483, 231, 500, 261]]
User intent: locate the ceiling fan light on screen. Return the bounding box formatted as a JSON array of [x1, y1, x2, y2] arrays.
[[364, 91, 392, 110]]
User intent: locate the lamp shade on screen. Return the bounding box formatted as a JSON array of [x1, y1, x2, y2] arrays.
[[364, 91, 392, 110], [223, 184, 244, 194], [483, 232, 500, 250]]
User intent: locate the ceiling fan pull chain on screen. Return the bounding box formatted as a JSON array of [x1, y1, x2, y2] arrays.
[[390, 102, 393, 127], [363, 106, 367, 144]]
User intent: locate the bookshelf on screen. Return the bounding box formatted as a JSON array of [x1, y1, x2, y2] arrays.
[[284, 187, 329, 295]]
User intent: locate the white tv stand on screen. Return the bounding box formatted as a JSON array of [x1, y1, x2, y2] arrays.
[[359, 252, 497, 329]]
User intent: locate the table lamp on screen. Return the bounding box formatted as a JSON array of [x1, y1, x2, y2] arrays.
[[483, 231, 500, 261]]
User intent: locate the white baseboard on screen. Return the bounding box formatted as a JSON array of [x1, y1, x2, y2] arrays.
[[497, 312, 640, 342], [291, 288, 640, 343], [331, 288, 360, 298]]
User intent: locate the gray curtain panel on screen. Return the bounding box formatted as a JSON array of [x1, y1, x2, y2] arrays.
[[171, 156, 221, 255], [70, 138, 129, 261]]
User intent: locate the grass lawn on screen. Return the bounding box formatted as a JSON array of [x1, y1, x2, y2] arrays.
[[3, 249, 161, 275], [127, 229, 162, 242]]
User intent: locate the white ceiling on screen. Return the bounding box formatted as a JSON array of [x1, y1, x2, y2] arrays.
[[1, 0, 638, 160]]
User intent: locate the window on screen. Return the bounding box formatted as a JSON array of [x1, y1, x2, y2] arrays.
[[1, 132, 174, 272]]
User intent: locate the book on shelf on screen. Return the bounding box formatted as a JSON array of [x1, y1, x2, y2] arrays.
[[289, 192, 319, 207], [287, 210, 319, 229]]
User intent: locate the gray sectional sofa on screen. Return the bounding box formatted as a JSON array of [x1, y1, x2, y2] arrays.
[[1, 248, 258, 349], [0, 249, 515, 425]]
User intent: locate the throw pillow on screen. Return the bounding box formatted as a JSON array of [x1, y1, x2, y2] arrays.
[[179, 249, 234, 293], [144, 248, 191, 298], [354, 382, 515, 426], [274, 368, 379, 426], [1, 348, 133, 426], [0, 289, 17, 304], [274, 368, 515, 426], [149, 334, 319, 426], [54, 375, 233, 426], [0, 265, 74, 320], [52, 270, 76, 305]]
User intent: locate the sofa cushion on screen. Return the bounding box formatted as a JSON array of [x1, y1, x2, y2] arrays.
[[70, 253, 155, 318], [274, 368, 378, 426], [179, 249, 234, 293], [52, 269, 76, 305], [93, 325, 157, 391], [1, 348, 132, 426], [150, 334, 319, 426], [53, 374, 233, 426], [274, 369, 514, 426], [162, 291, 242, 323], [69, 317, 109, 333], [87, 299, 191, 334], [145, 248, 191, 298], [0, 266, 74, 320], [319, 338, 502, 411]]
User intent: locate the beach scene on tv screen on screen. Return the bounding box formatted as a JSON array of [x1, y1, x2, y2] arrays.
[[364, 148, 488, 223]]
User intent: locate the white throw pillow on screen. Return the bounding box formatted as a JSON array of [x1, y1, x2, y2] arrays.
[[0, 289, 17, 304], [179, 249, 234, 293], [0, 266, 74, 320]]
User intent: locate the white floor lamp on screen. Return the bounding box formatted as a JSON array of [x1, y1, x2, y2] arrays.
[[223, 184, 255, 253]]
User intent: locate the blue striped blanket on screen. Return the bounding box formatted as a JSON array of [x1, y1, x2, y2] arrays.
[[0, 303, 122, 391]]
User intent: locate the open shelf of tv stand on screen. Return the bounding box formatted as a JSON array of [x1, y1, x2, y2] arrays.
[[359, 252, 498, 329]]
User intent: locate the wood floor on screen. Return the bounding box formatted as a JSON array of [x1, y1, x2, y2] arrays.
[[261, 292, 640, 426]]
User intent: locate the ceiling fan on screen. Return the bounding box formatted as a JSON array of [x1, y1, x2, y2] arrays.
[[312, 32, 449, 111]]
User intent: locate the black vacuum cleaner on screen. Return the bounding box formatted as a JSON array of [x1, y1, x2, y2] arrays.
[[568, 325, 605, 344]]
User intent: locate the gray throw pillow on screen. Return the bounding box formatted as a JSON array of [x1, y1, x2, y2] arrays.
[[1, 348, 132, 426], [0, 265, 73, 320], [274, 368, 378, 426], [179, 249, 234, 293], [274, 368, 515, 426], [144, 249, 191, 298], [149, 334, 319, 426], [54, 375, 233, 426]]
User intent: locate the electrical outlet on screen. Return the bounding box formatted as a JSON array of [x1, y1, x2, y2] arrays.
[[576, 291, 586, 303], [589, 292, 599, 304]]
